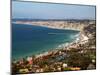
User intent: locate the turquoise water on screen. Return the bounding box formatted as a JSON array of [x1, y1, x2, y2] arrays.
[[12, 23, 79, 60]]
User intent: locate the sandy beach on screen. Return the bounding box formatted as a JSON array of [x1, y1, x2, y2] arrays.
[[34, 32, 88, 59], [12, 22, 96, 74], [12, 21, 91, 60]]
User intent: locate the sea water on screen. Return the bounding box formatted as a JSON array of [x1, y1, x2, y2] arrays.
[[12, 23, 79, 60]]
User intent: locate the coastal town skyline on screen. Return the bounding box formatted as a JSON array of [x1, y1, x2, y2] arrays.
[[12, 1, 96, 20]]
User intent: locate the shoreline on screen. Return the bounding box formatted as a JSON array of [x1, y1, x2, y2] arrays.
[[12, 21, 82, 31], [13, 34, 80, 60], [12, 22, 81, 61], [13, 32, 83, 61], [35, 33, 82, 58], [32, 31, 89, 59], [12, 21, 96, 73], [12, 22, 82, 60]]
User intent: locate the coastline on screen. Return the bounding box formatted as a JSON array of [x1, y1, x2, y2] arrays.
[[12, 21, 83, 31], [34, 32, 87, 59], [13, 32, 80, 61], [12, 21, 96, 73], [13, 31, 84, 61], [12, 22, 81, 60]]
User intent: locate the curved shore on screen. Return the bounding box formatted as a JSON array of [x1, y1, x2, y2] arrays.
[[35, 32, 88, 58], [12, 20, 90, 60], [13, 20, 85, 31], [12, 20, 96, 74], [13, 23, 79, 60]]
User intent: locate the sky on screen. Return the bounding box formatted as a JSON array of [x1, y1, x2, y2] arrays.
[[12, 1, 96, 20]]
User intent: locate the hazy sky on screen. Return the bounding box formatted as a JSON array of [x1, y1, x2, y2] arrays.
[[12, 1, 96, 19]]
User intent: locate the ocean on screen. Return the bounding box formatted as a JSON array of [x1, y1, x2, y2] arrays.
[[12, 23, 79, 60]]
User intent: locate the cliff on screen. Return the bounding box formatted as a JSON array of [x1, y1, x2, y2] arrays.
[[14, 20, 94, 31]]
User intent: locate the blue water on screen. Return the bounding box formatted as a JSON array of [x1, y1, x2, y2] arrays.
[[12, 23, 79, 60]]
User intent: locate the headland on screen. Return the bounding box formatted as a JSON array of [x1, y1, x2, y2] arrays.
[[12, 19, 96, 74]]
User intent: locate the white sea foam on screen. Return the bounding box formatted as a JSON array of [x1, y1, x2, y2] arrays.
[[57, 43, 69, 48], [29, 33, 81, 59], [56, 33, 80, 50]]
